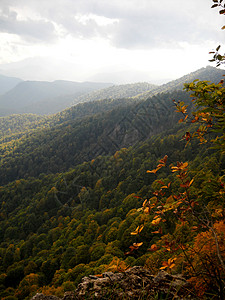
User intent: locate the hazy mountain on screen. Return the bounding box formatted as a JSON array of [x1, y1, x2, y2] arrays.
[[87, 69, 163, 84], [0, 66, 222, 117], [0, 57, 88, 82], [0, 57, 170, 84], [0, 74, 23, 95], [0, 80, 113, 116], [138, 66, 225, 99]]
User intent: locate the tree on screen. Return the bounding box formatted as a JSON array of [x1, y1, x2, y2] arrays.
[[174, 79, 225, 152], [128, 3, 225, 298], [174, 0, 225, 151]]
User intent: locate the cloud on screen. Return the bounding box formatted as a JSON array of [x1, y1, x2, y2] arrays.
[[95, 0, 224, 49], [0, 0, 223, 48], [0, 5, 57, 42]]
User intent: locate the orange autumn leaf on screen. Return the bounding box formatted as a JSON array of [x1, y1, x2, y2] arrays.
[[151, 217, 162, 225], [147, 168, 160, 174], [147, 155, 168, 174], [152, 227, 163, 234], [133, 242, 143, 248], [157, 180, 165, 185], [94, 274, 103, 278], [148, 244, 159, 251], [131, 225, 144, 235], [160, 257, 177, 270], [144, 207, 150, 214], [189, 178, 194, 186], [142, 199, 148, 207]]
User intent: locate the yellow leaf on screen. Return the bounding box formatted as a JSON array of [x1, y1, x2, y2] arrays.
[[171, 166, 179, 172], [131, 225, 144, 235], [147, 169, 157, 174], [189, 178, 194, 186], [169, 263, 176, 269], [133, 242, 143, 247], [130, 231, 138, 235], [151, 217, 162, 225], [142, 199, 147, 207], [161, 185, 168, 189], [144, 207, 150, 214], [182, 162, 188, 168]]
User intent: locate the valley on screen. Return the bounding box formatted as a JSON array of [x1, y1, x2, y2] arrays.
[[0, 66, 224, 299]]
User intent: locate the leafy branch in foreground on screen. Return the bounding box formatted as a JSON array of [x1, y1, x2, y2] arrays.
[[174, 79, 225, 152], [131, 155, 225, 298], [129, 77, 225, 297], [209, 45, 225, 67], [211, 0, 225, 15], [210, 0, 225, 66]]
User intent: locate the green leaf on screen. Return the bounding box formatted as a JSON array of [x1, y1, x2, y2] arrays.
[[211, 4, 218, 7], [219, 9, 225, 14]]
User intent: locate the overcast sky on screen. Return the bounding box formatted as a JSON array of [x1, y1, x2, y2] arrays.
[[0, 0, 224, 83]]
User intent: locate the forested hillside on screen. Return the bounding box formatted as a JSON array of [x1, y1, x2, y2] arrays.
[[0, 65, 225, 299], [138, 66, 225, 99], [1, 66, 223, 186], [0, 90, 190, 185], [0, 123, 224, 299], [71, 82, 157, 105]]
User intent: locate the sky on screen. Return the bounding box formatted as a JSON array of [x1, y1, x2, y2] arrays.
[[0, 0, 224, 84]]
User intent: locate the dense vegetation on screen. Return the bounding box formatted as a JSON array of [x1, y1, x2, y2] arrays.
[[0, 90, 190, 186], [0, 128, 214, 299], [0, 65, 225, 299], [1, 66, 222, 187], [71, 82, 157, 105]]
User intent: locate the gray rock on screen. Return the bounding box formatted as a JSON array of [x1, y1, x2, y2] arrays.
[[31, 293, 61, 300], [73, 266, 194, 299], [31, 267, 196, 300]]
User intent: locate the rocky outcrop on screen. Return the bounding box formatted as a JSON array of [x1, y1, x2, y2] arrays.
[[31, 294, 61, 300], [31, 266, 195, 299]]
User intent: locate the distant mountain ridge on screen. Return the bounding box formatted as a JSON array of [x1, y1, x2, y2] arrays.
[[0, 66, 223, 117], [67, 66, 225, 111], [137, 66, 225, 99], [71, 82, 157, 106], [0, 80, 113, 116], [0, 74, 23, 96]]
